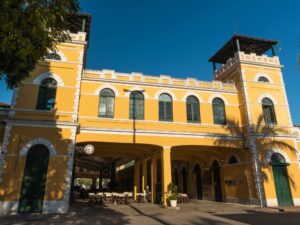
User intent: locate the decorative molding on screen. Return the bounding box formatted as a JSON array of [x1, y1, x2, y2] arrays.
[[254, 73, 273, 83], [19, 138, 57, 156], [265, 149, 291, 163], [62, 127, 77, 212], [32, 72, 64, 86], [95, 84, 120, 96], [208, 94, 228, 105], [181, 92, 203, 102], [257, 93, 277, 105], [154, 89, 177, 100], [47, 50, 67, 62], [124, 86, 149, 99]]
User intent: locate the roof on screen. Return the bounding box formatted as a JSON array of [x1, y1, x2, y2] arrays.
[[209, 34, 278, 64], [66, 13, 91, 41], [0, 102, 10, 109]]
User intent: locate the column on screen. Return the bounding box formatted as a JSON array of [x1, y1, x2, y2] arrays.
[[161, 146, 172, 206], [133, 160, 140, 201], [151, 155, 157, 203], [142, 159, 147, 192]]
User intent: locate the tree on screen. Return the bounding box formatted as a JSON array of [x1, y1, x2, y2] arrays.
[[0, 0, 79, 89]]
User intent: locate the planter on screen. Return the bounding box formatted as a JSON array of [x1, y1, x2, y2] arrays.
[[170, 199, 177, 208]]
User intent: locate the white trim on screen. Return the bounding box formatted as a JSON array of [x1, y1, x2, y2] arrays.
[[124, 86, 149, 99], [79, 127, 244, 140], [32, 72, 64, 86], [0, 201, 19, 214], [95, 84, 120, 96], [181, 92, 203, 102], [257, 93, 277, 105], [47, 50, 67, 62], [265, 149, 291, 163], [154, 89, 177, 100], [266, 198, 278, 207], [42, 200, 68, 213], [293, 198, 300, 206], [254, 73, 273, 83], [19, 138, 57, 156], [208, 94, 228, 105]]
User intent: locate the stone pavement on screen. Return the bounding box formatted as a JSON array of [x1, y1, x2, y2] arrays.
[[1, 200, 300, 225]]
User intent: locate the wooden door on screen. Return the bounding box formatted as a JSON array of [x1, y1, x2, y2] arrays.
[[18, 145, 49, 213]]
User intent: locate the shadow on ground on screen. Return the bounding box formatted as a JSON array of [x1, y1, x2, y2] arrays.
[[0, 202, 130, 225]]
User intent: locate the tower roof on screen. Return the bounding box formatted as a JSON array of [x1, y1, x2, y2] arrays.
[[66, 13, 91, 41], [209, 34, 277, 64]]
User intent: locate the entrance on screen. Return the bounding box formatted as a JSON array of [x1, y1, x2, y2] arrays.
[[212, 160, 222, 202], [271, 153, 293, 206], [194, 164, 202, 200], [18, 145, 49, 213]]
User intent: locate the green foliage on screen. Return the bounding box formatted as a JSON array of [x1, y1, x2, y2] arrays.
[[0, 0, 79, 89], [167, 183, 178, 200]]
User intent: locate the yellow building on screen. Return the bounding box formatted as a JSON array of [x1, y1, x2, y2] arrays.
[[1, 14, 300, 214]]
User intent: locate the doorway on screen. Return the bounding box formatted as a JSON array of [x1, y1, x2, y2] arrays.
[[212, 160, 222, 202], [18, 145, 49, 213], [271, 153, 293, 206]]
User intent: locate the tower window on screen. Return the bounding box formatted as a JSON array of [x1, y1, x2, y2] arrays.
[[159, 93, 173, 121], [36, 78, 57, 110], [258, 76, 270, 83], [99, 89, 115, 118], [129, 91, 144, 120], [186, 95, 200, 123], [46, 53, 61, 61], [262, 97, 277, 125], [212, 98, 226, 125]]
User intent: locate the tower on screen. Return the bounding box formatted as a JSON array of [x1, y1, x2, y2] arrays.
[[0, 14, 91, 214], [209, 35, 299, 206]]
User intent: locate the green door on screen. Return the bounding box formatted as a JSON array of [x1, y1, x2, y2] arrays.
[[18, 144, 49, 213], [271, 153, 293, 206]]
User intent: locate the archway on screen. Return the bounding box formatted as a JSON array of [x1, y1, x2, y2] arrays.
[[18, 144, 49, 213], [212, 160, 222, 202], [271, 153, 293, 206], [194, 164, 202, 200]]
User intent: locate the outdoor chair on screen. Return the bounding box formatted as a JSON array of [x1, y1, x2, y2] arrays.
[[96, 192, 104, 205], [88, 193, 96, 205]]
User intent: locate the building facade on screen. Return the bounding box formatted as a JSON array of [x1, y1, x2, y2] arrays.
[[1, 14, 300, 214]]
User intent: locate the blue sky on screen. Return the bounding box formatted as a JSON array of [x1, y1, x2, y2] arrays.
[[1, 0, 300, 123]]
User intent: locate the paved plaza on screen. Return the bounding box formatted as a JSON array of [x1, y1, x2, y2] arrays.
[[1, 200, 300, 225]]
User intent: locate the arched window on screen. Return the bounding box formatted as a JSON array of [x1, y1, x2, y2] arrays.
[[186, 96, 200, 123], [36, 78, 57, 110], [159, 93, 173, 121], [212, 98, 226, 125], [228, 156, 238, 164], [99, 89, 115, 118], [46, 53, 61, 60], [271, 153, 286, 164], [129, 91, 144, 120], [262, 97, 277, 125], [258, 76, 270, 83]]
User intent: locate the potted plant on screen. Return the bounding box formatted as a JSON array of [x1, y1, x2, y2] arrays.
[[167, 183, 178, 208]]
